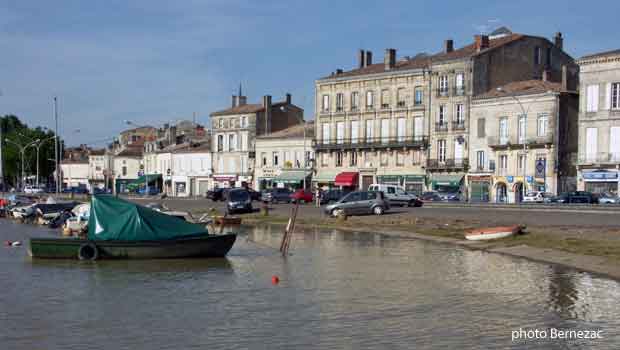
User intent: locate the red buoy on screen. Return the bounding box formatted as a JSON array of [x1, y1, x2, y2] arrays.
[[271, 275, 280, 284]]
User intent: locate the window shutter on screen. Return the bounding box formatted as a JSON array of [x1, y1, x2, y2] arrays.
[[605, 83, 612, 110], [477, 118, 485, 138]]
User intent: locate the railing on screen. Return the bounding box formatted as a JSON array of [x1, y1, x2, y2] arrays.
[[381, 103, 390, 109], [435, 122, 448, 132], [335, 106, 344, 112], [526, 134, 553, 145], [397, 101, 406, 108], [488, 134, 553, 148], [453, 86, 466, 96], [578, 152, 620, 165], [426, 158, 469, 170], [350, 106, 359, 112], [312, 136, 429, 151], [436, 88, 450, 97], [452, 121, 466, 131]]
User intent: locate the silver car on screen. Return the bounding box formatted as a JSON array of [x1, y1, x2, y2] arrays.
[[323, 191, 389, 217]]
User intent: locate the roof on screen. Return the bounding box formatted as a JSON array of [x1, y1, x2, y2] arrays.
[[116, 148, 143, 157], [60, 160, 89, 165], [579, 48, 620, 61], [474, 80, 562, 99], [89, 149, 106, 156], [210, 104, 264, 117], [431, 34, 524, 63], [173, 143, 211, 154], [257, 121, 315, 139], [320, 57, 430, 80]]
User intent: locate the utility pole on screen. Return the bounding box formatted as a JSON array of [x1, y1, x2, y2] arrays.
[[54, 97, 59, 194]]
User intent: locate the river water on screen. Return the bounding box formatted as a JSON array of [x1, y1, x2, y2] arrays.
[[1, 219, 619, 349]]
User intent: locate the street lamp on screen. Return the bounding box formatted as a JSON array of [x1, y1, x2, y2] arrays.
[[125, 120, 149, 196], [5, 138, 41, 190], [31, 136, 57, 188], [496, 86, 554, 202]]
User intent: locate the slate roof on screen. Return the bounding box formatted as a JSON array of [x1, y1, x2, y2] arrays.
[[579, 49, 620, 61], [257, 122, 315, 139], [474, 80, 562, 99]]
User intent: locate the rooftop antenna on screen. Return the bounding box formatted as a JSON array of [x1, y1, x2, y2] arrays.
[[238, 82, 243, 97]]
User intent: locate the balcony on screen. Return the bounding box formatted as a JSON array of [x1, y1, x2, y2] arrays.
[[435, 122, 449, 132], [396, 101, 406, 108], [426, 158, 469, 170], [526, 134, 553, 146], [335, 106, 344, 113], [453, 86, 466, 96], [488, 134, 553, 149], [578, 152, 620, 165], [312, 136, 429, 151], [436, 88, 450, 98], [452, 121, 466, 131], [350, 106, 359, 113], [381, 103, 390, 110]]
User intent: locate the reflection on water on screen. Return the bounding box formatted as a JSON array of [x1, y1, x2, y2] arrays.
[[1, 220, 619, 349]]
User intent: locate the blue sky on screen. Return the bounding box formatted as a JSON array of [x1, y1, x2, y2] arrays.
[[1, 0, 618, 146]]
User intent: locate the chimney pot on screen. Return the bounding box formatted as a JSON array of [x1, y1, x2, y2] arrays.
[[232, 95, 238, 108], [286, 93, 292, 104], [444, 39, 454, 53], [384, 48, 396, 70], [366, 51, 373, 66], [358, 49, 366, 68], [336, 69, 343, 75], [474, 35, 489, 52], [554, 32, 563, 50]]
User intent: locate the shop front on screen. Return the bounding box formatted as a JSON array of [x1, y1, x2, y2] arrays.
[[467, 175, 491, 202], [313, 170, 339, 190], [492, 175, 533, 203], [172, 175, 190, 197], [334, 172, 359, 190], [375, 175, 426, 194], [582, 170, 619, 194], [255, 167, 281, 190], [213, 175, 237, 189], [272, 169, 312, 190], [430, 174, 464, 193]]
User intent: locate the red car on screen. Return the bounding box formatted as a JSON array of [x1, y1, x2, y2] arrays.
[[290, 189, 313, 203]]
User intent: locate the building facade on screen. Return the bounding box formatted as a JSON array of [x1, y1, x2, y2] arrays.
[[576, 49, 620, 194], [169, 144, 212, 197], [60, 145, 90, 189], [469, 80, 578, 203], [254, 122, 314, 190], [87, 149, 111, 190], [112, 147, 143, 193], [210, 92, 303, 189]]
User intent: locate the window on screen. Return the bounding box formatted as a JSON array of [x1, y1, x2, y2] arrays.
[[438, 139, 446, 162], [499, 155, 508, 174], [397, 118, 406, 142], [478, 118, 486, 139], [586, 84, 599, 112], [546, 47, 552, 67], [518, 115, 526, 143], [322, 123, 330, 144], [228, 134, 236, 151], [412, 150, 421, 165], [476, 151, 485, 170], [351, 120, 359, 144], [439, 75, 448, 94], [366, 91, 374, 108], [336, 152, 343, 167], [240, 116, 247, 128], [217, 135, 224, 152], [261, 152, 267, 166], [414, 87, 423, 105], [380, 119, 389, 143], [351, 92, 359, 111], [499, 118, 508, 144], [414, 116, 424, 139], [381, 89, 390, 108], [455, 73, 464, 95], [336, 121, 344, 144], [305, 151, 312, 167], [518, 154, 526, 171], [397, 88, 406, 107], [366, 119, 374, 141], [610, 127, 620, 161], [380, 152, 388, 166], [273, 152, 279, 166], [122, 166, 127, 176], [322, 94, 330, 112], [455, 104, 464, 124], [396, 151, 405, 166], [586, 127, 598, 161], [350, 151, 358, 166], [612, 83, 620, 110], [336, 93, 344, 112], [537, 114, 548, 137], [438, 105, 446, 124], [534, 46, 541, 65], [321, 153, 328, 167]]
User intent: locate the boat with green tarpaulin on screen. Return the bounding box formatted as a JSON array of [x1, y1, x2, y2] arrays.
[[28, 195, 236, 260]]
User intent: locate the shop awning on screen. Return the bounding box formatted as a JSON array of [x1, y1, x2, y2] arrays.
[[273, 170, 310, 184], [126, 174, 162, 190], [313, 170, 338, 183], [334, 172, 359, 187], [431, 174, 464, 187]]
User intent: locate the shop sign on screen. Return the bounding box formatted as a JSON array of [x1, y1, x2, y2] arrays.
[[526, 176, 533, 183], [583, 171, 618, 181], [506, 176, 514, 183], [213, 175, 237, 181], [261, 167, 280, 178]]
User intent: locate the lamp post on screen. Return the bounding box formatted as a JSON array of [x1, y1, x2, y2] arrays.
[[125, 120, 149, 196], [5, 138, 40, 190], [31, 136, 57, 188]]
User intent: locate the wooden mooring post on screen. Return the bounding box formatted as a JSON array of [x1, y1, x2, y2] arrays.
[[280, 202, 299, 255]]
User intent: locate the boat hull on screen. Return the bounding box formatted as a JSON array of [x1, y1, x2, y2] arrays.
[[465, 226, 520, 241], [28, 234, 237, 260]]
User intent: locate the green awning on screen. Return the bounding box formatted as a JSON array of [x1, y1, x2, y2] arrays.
[[126, 174, 162, 190], [431, 174, 464, 187], [273, 170, 310, 184], [405, 175, 425, 182], [377, 175, 402, 183], [312, 170, 338, 183]]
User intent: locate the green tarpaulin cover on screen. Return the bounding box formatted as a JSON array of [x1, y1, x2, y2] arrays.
[[87, 195, 208, 241]]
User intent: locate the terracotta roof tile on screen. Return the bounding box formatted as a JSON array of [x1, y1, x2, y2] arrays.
[[474, 80, 562, 99]]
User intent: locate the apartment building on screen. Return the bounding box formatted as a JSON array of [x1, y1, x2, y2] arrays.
[[210, 91, 303, 188], [576, 49, 620, 194], [313, 49, 430, 193], [87, 149, 111, 191], [60, 145, 91, 190], [254, 122, 314, 190], [469, 79, 578, 203]]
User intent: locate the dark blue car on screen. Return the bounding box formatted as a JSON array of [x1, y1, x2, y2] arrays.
[[136, 187, 159, 195]]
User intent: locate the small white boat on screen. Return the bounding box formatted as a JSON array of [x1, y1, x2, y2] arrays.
[[465, 225, 521, 241]]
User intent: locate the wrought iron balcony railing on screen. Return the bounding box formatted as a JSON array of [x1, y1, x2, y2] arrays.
[[452, 121, 466, 131], [426, 158, 469, 170], [313, 136, 429, 151], [435, 122, 449, 132], [578, 152, 620, 165], [436, 88, 450, 97], [453, 86, 466, 96]]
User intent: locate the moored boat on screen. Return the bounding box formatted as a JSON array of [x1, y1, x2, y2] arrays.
[[28, 195, 237, 260], [465, 225, 522, 241], [214, 216, 242, 225]]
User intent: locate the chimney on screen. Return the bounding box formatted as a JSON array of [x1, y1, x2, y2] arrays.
[[444, 39, 454, 53], [561, 65, 568, 91], [554, 32, 563, 50], [232, 95, 238, 108], [336, 69, 343, 75], [263, 95, 272, 133], [384, 48, 396, 70], [286, 93, 292, 104], [358, 49, 366, 68], [366, 51, 373, 66], [168, 125, 177, 145], [474, 35, 489, 52], [238, 95, 247, 106]]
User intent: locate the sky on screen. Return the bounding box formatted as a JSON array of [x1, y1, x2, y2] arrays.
[[1, 0, 619, 146]]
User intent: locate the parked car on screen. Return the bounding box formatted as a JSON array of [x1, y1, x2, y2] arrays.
[[522, 191, 551, 203], [547, 191, 598, 204], [23, 185, 44, 194], [324, 191, 390, 217], [290, 189, 313, 203], [206, 188, 227, 201], [421, 191, 443, 202], [261, 188, 292, 203], [319, 189, 346, 205], [244, 188, 261, 201], [438, 191, 460, 201], [597, 193, 619, 204], [226, 189, 252, 214], [62, 186, 89, 194], [367, 184, 422, 207], [136, 187, 159, 195]]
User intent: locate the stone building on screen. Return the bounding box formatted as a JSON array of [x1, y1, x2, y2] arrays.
[[468, 79, 578, 203], [210, 90, 303, 188], [60, 145, 90, 190], [112, 147, 143, 194], [87, 148, 111, 191], [313, 49, 430, 193], [254, 122, 314, 190], [168, 143, 212, 197], [576, 49, 620, 194]]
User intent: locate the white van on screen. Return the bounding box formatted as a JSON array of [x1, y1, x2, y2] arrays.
[[367, 184, 421, 207]]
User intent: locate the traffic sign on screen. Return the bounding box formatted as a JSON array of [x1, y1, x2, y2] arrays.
[[535, 159, 546, 178]]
